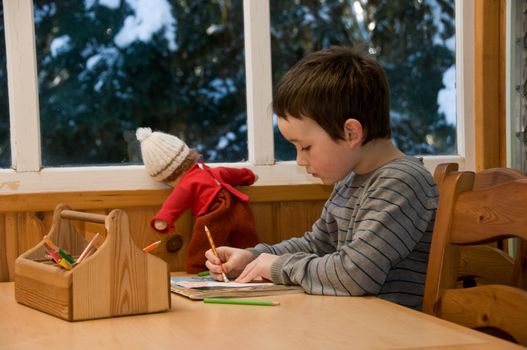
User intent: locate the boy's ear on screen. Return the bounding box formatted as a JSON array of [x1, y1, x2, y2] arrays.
[[343, 119, 363, 147]]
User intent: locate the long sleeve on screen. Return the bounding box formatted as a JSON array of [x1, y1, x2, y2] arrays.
[[151, 185, 193, 233], [213, 166, 255, 186], [250, 157, 438, 309]]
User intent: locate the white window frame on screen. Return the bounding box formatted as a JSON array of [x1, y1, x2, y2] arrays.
[[0, 0, 475, 194]]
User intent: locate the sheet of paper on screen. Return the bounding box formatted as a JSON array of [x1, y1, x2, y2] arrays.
[[175, 280, 273, 289]]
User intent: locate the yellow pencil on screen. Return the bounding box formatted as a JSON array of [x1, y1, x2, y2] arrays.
[[204, 225, 230, 282]]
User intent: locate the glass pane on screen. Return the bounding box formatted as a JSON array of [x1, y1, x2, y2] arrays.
[[35, 0, 246, 166], [512, 0, 527, 173], [271, 0, 456, 160], [0, 0, 11, 168]]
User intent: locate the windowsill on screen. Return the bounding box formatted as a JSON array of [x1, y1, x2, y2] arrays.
[[0, 155, 465, 194]]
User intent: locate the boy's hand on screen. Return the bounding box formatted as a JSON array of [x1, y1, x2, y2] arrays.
[[205, 247, 255, 281], [235, 253, 278, 283]]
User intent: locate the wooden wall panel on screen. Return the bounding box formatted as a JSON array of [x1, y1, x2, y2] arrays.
[[0, 185, 332, 281], [0, 185, 332, 212], [0, 215, 8, 281], [274, 201, 326, 242], [252, 203, 276, 244], [4, 214, 18, 281], [36, 211, 55, 236], [0, 190, 169, 212], [18, 213, 47, 254]]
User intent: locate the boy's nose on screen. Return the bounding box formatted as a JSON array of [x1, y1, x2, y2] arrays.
[[296, 153, 308, 166]]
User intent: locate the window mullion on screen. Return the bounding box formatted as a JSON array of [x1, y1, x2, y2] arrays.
[[243, 0, 274, 165], [4, 0, 41, 172], [455, 0, 475, 171]]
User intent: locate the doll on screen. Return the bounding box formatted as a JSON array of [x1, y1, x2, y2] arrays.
[[136, 127, 260, 273]]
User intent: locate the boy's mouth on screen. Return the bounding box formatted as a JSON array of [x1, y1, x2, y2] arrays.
[[305, 168, 318, 178]]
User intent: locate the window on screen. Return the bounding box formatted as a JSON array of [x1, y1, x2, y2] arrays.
[[270, 1, 457, 161], [35, 0, 246, 166], [0, 0, 474, 193]]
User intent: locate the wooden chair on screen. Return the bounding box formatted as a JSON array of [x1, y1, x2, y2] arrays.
[[424, 167, 527, 345], [433, 164, 526, 288]]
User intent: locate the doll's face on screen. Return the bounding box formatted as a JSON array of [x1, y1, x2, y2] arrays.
[[165, 176, 182, 188]]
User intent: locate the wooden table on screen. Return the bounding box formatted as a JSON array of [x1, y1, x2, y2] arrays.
[[0, 282, 522, 350]]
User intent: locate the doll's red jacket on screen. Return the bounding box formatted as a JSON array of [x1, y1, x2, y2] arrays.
[[151, 161, 256, 233]]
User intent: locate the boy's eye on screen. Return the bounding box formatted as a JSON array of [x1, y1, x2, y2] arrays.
[[301, 145, 311, 151]]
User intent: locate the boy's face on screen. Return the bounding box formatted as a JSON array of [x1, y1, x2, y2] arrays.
[[277, 116, 359, 185]]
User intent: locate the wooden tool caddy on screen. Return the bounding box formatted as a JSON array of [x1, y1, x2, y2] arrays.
[[14, 203, 171, 321]]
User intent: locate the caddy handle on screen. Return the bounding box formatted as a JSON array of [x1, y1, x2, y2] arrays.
[[60, 210, 106, 224]]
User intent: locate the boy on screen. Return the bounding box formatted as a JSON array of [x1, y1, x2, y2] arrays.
[[205, 46, 438, 310]]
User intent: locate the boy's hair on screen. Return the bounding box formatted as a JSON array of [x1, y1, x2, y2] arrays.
[[272, 45, 391, 144], [163, 148, 202, 183]]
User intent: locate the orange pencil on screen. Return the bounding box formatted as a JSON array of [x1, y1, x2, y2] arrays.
[[142, 240, 162, 253], [42, 235, 59, 251], [204, 225, 230, 282]]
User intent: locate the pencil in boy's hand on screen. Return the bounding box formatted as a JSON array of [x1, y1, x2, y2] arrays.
[[204, 225, 230, 282]]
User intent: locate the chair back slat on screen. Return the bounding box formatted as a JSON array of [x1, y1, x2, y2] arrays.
[[450, 180, 527, 244], [440, 285, 527, 345], [458, 245, 514, 285]]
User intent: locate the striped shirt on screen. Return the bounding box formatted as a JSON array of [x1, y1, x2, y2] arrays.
[[249, 156, 438, 310]]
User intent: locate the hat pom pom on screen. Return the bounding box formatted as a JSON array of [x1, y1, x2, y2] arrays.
[[136, 127, 152, 142]]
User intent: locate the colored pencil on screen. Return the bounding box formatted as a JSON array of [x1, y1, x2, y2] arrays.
[[58, 248, 76, 264], [142, 240, 162, 253], [42, 235, 58, 251], [204, 225, 230, 282], [76, 232, 100, 264], [203, 298, 280, 306]]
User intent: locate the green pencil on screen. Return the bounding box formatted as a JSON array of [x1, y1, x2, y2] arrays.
[[58, 248, 76, 264], [203, 298, 280, 306]]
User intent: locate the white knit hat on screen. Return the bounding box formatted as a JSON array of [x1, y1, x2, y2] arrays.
[[136, 127, 190, 182]]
